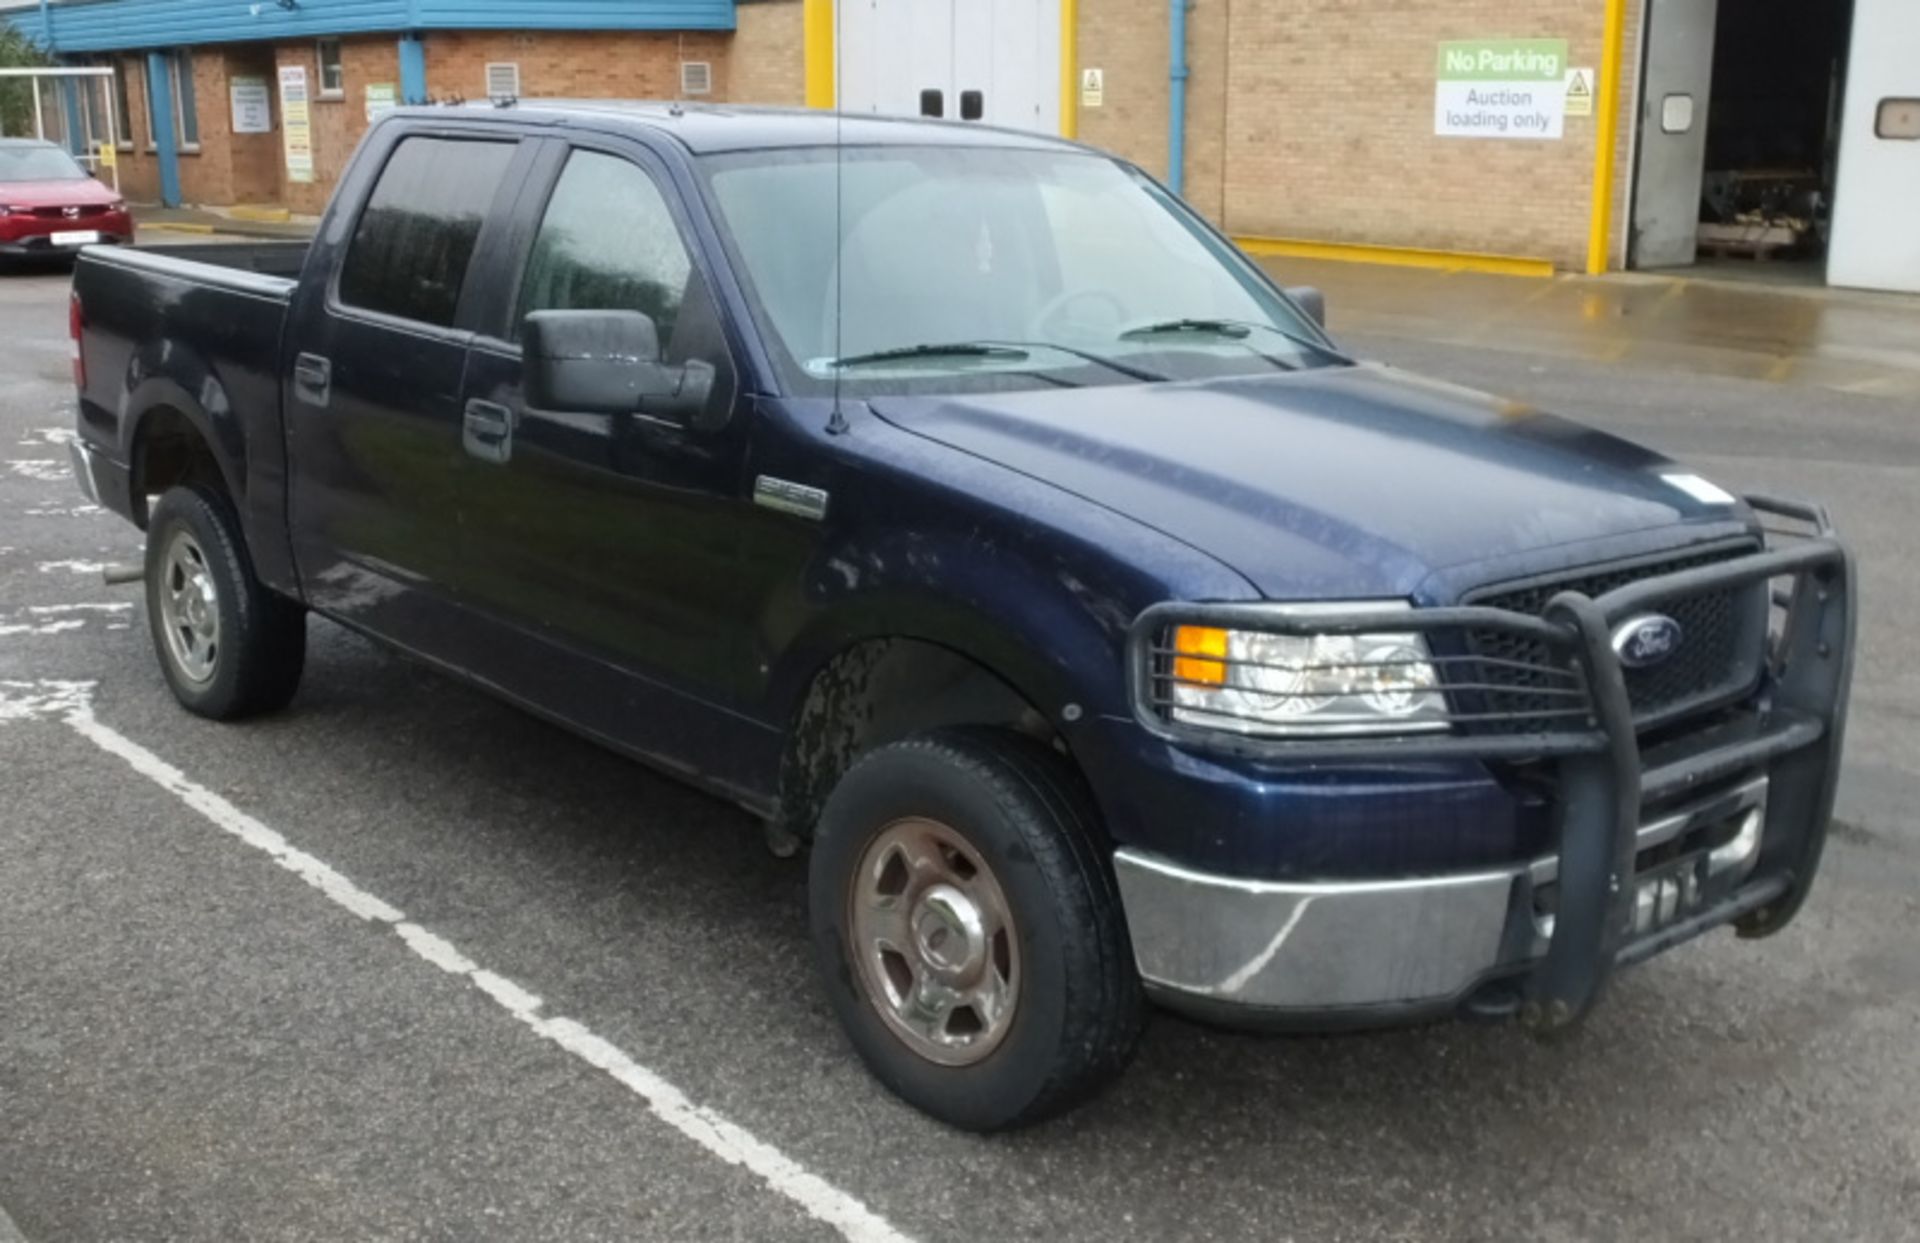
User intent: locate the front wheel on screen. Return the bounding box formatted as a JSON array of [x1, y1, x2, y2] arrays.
[[809, 728, 1143, 1130], [145, 484, 306, 720]]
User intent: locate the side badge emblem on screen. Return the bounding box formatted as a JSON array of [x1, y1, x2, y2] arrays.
[[754, 476, 829, 522]]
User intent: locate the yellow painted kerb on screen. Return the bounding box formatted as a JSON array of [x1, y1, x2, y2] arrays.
[[1235, 235, 1557, 280], [1586, 0, 1630, 275], [803, 0, 835, 110]]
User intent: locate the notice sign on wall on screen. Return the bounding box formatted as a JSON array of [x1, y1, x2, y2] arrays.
[[1435, 39, 1568, 139], [365, 83, 398, 123], [231, 76, 272, 134], [279, 65, 315, 184], [1080, 68, 1104, 108]]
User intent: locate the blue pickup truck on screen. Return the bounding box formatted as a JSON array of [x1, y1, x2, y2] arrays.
[[68, 104, 1854, 1131]]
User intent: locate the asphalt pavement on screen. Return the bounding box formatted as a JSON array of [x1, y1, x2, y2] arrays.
[[4, 258, 1919, 1242]]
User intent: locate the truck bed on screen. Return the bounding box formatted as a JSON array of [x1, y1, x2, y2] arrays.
[[82, 240, 309, 294], [71, 239, 308, 589]]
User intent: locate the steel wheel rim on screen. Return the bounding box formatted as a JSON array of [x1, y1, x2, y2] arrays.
[[848, 817, 1021, 1067], [158, 529, 220, 684]]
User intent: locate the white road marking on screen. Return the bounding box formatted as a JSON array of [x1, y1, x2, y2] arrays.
[[36, 559, 112, 575], [6, 460, 71, 482], [19, 427, 77, 447], [0, 602, 132, 638], [25, 504, 105, 517], [0, 680, 913, 1243], [0, 619, 85, 637]]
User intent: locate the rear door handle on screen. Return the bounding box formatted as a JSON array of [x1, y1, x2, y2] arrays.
[[463, 398, 515, 464], [293, 353, 331, 406]]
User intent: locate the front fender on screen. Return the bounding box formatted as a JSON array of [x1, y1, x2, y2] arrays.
[[765, 524, 1143, 737]]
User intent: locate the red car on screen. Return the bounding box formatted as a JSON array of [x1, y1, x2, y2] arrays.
[[0, 139, 134, 262]]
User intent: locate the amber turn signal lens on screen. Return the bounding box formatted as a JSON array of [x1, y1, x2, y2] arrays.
[[1172, 625, 1229, 686]]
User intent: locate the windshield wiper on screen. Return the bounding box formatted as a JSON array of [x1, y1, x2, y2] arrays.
[[823, 339, 1167, 383], [996, 340, 1168, 382], [824, 342, 1033, 370], [1119, 317, 1349, 364]]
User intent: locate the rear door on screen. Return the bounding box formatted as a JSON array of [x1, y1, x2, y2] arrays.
[[1828, 0, 1920, 293], [449, 137, 773, 791], [283, 126, 528, 650]]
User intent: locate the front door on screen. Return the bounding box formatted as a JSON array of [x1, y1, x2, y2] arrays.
[[285, 130, 524, 651], [1828, 0, 1920, 293], [1630, 0, 1720, 269], [453, 141, 772, 791]]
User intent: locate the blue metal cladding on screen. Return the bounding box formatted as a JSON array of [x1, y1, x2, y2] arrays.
[[8, 0, 734, 53]]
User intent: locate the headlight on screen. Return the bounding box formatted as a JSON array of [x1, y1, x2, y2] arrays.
[[1165, 605, 1447, 736]]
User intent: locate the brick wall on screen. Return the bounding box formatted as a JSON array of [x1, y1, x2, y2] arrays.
[[731, 0, 806, 106], [423, 30, 733, 106], [1219, 1, 1567, 266], [224, 46, 281, 205], [276, 35, 401, 215], [1076, 0, 1645, 270]]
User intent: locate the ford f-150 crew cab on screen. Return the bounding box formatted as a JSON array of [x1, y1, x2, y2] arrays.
[[68, 103, 1855, 1131]]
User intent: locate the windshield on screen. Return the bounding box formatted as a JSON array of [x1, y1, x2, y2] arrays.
[[0, 145, 89, 183], [701, 144, 1337, 396]]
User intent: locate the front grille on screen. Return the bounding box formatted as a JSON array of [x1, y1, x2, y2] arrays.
[[29, 205, 107, 219], [1458, 544, 1769, 732]]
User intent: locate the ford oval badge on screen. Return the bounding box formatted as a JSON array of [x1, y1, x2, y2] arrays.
[[1611, 614, 1683, 669]]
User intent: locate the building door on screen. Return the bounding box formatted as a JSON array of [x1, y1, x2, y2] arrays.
[[837, 0, 1061, 134], [1630, 0, 1720, 268], [1828, 0, 1920, 293]]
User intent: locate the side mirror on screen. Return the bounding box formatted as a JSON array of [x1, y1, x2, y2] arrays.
[[522, 309, 714, 423], [1284, 285, 1326, 329]]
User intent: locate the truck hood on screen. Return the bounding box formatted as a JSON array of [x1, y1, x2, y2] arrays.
[[868, 364, 1744, 599]]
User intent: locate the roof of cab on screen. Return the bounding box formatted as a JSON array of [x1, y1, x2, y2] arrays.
[[387, 101, 1089, 156]]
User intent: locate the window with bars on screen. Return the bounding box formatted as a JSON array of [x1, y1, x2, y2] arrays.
[[485, 62, 521, 101], [318, 39, 345, 97]]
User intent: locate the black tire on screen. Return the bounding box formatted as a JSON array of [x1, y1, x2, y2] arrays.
[[144, 484, 306, 719], [810, 727, 1144, 1131]]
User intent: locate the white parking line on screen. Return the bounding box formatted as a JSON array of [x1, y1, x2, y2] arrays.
[[6, 460, 70, 482], [0, 680, 913, 1243], [35, 560, 112, 575], [0, 603, 132, 637], [24, 504, 105, 517]]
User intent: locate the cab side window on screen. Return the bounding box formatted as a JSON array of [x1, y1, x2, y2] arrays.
[[516, 151, 694, 345], [338, 136, 517, 327]]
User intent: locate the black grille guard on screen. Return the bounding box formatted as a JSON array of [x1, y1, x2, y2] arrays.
[[1127, 495, 1856, 1029]]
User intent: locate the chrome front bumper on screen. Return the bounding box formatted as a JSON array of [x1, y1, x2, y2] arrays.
[[1115, 778, 1769, 1022]]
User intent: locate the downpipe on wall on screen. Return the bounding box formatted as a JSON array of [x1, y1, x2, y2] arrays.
[[1168, 0, 1189, 196]]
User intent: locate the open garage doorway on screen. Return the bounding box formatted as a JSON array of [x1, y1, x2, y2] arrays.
[[1628, 0, 1853, 284]]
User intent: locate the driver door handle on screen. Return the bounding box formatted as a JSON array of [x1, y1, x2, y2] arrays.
[[463, 398, 515, 464], [292, 353, 331, 407]]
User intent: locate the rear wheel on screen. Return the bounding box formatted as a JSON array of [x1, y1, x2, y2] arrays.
[[809, 728, 1143, 1130], [145, 484, 306, 719]]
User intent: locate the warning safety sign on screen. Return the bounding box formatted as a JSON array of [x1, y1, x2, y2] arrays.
[[1565, 67, 1595, 118]]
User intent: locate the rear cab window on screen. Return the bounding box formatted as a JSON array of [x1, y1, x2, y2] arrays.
[[337, 135, 518, 327]]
